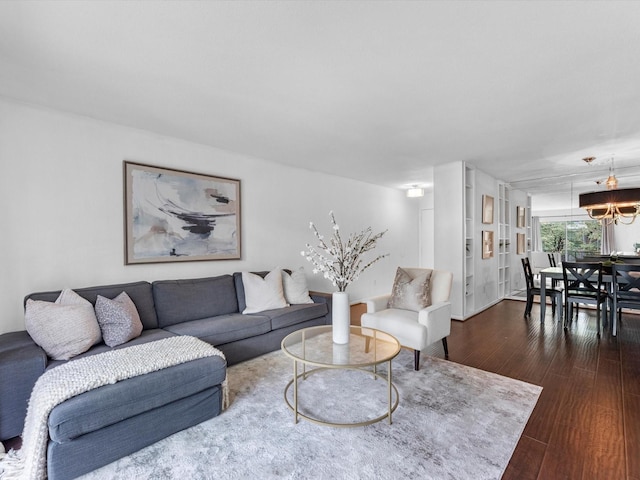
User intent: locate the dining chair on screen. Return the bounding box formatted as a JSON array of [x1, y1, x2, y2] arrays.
[[611, 263, 640, 336], [522, 257, 562, 319], [562, 262, 608, 335]]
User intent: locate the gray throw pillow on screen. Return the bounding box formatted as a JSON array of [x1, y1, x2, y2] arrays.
[[387, 268, 432, 312], [95, 292, 143, 347], [25, 289, 102, 360]]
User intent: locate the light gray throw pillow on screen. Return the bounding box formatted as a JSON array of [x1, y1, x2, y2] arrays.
[[25, 288, 102, 360], [387, 267, 432, 312], [281, 267, 314, 304], [242, 269, 289, 314], [95, 292, 143, 347]]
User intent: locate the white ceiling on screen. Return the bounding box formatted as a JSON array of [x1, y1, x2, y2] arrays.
[[2, 1, 640, 211]]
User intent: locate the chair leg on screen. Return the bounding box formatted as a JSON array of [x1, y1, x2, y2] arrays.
[[524, 294, 533, 317], [442, 337, 449, 358], [364, 336, 371, 353], [414, 350, 420, 371]]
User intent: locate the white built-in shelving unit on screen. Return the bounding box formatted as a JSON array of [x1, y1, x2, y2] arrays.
[[498, 182, 511, 299]]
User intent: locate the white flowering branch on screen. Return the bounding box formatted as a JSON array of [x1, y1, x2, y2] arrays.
[[301, 211, 388, 292]]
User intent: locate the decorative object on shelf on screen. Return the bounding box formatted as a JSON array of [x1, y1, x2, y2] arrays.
[[517, 206, 526, 228], [482, 231, 494, 259], [579, 158, 640, 225], [517, 233, 526, 255], [302, 211, 388, 344], [123, 161, 241, 264], [482, 195, 494, 224], [406, 185, 424, 198]]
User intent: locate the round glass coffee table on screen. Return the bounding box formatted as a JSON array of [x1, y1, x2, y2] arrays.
[[281, 325, 400, 427]]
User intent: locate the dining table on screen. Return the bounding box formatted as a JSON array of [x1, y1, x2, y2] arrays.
[[538, 265, 616, 334]]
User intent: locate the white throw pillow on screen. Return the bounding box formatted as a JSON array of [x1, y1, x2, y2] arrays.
[[95, 292, 143, 347], [25, 289, 102, 360], [281, 268, 314, 304], [242, 269, 289, 314]]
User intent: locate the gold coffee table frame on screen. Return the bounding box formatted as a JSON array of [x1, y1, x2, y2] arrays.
[[281, 325, 400, 428]]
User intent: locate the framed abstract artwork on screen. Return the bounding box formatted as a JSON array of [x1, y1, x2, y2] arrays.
[[482, 195, 494, 224], [124, 161, 241, 264]]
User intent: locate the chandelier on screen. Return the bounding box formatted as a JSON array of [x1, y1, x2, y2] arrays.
[[579, 157, 640, 224], [579, 188, 640, 224]]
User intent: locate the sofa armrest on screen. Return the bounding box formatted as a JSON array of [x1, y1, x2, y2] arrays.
[[417, 301, 451, 344], [309, 291, 331, 304], [309, 291, 333, 325], [365, 295, 391, 313], [0, 331, 47, 440]]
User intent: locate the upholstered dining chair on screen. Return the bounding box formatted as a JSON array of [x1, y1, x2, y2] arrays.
[[361, 267, 453, 371], [611, 263, 640, 336], [562, 262, 608, 335], [522, 257, 562, 319]]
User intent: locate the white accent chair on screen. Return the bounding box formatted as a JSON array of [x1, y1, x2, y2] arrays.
[[361, 268, 453, 370]]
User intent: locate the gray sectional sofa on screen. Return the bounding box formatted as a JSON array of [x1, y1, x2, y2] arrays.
[[0, 271, 331, 479]]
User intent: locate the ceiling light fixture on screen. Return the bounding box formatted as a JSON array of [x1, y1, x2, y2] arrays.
[[579, 158, 640, 224], [406, 185, 424, 198], [605, 158, 618, 190]]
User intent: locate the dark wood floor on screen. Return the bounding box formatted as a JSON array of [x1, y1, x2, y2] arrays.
[[422, 299, 640, 480]]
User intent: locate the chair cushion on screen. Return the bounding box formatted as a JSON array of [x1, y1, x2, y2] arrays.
[[361, 309, 426, 351], [387, 267, 432, 311]]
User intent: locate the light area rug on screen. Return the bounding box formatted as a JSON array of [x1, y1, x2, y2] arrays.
[[79, 348, 541, 480]]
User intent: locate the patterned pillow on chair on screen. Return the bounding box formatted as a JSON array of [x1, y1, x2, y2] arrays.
[[387, 267, 432, 312]]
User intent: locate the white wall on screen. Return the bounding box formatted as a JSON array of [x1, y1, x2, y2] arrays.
[[0, 99, 418, 334]]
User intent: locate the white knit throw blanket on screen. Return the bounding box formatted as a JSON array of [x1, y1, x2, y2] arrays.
[[0, 336, 227, 480]]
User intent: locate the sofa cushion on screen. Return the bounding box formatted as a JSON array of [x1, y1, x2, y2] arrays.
[[241, 270, 288, 314], [163, 313, 271, 346], [25, 281, 159, 330], [153, 275, 239, 328], [95, 292, 143, 347], [255, 302, 329, 331], [45, 329, 177, 370], [25, 289, 102, 360], [48, 355, 227, 443]]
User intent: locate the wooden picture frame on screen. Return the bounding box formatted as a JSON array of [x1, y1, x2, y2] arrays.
[[517, 233, 526, 254], [482, 230, 494, 259], [124, 161, 241, 264], [482, 195, 494, 224], [517, 206, 526, 228]]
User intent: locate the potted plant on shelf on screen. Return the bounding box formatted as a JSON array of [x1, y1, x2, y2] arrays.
[[301, 211, 388, 344]]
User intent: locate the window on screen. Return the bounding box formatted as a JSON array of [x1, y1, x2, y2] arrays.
[[539, 219, 601, 260]]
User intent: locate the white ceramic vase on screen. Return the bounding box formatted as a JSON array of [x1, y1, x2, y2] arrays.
[[332, 291, 350, 344]]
